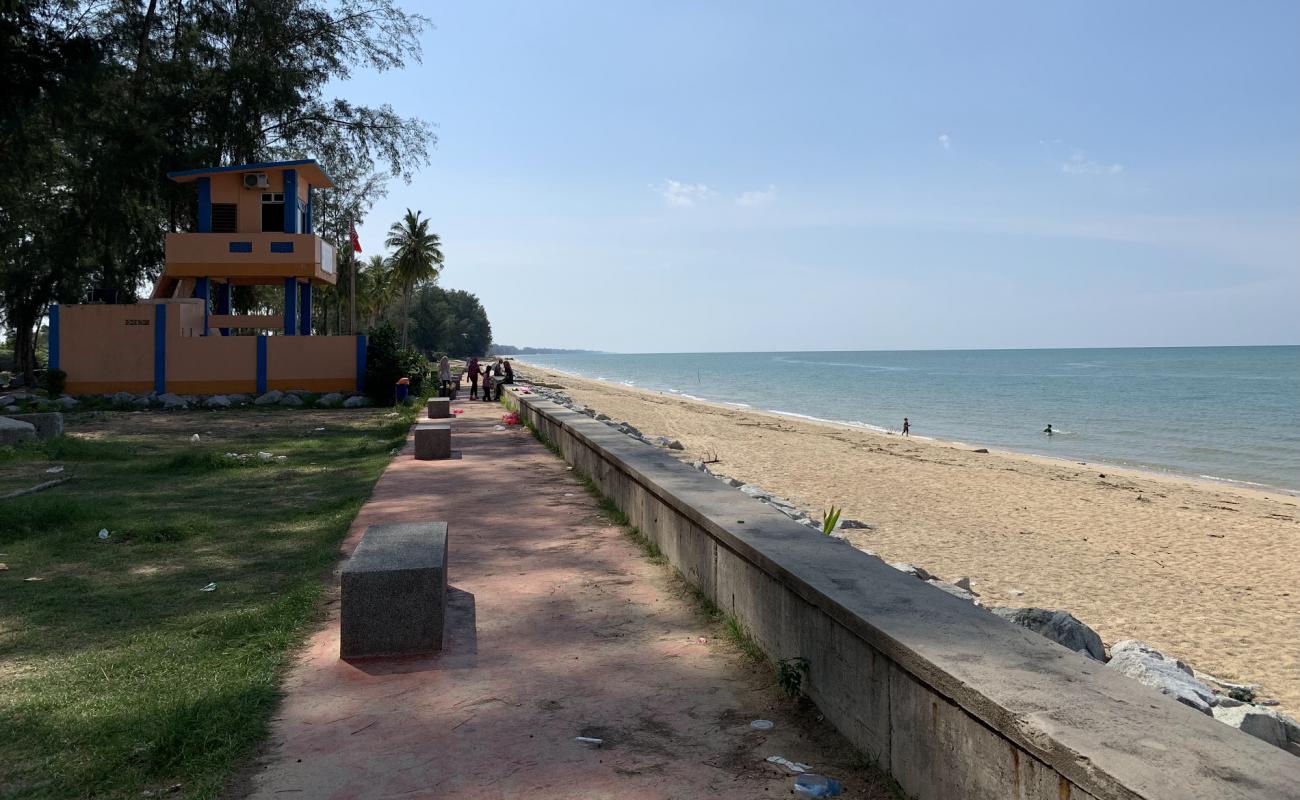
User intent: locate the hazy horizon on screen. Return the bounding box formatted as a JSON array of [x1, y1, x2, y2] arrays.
[[342, 2, 1300, 352]]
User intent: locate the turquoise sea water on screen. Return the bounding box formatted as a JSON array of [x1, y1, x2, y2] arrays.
[[518, 347, 1300, 494]]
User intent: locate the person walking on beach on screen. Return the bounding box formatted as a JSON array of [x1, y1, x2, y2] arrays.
[[481, 364, 495, 402], [1043, 424, 1054, 436], [902, 417, 910, 436], [467, 355, 480, 399]]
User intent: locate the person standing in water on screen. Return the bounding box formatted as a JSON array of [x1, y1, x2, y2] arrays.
[[1043, 424, 1054, 436], [902, 417, 910, 436]]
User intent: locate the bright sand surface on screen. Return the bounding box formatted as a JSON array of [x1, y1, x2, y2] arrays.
[[516, 362, 1300, 715]]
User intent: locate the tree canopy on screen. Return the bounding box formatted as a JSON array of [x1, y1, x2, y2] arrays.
[[0, 0, 434, 379]]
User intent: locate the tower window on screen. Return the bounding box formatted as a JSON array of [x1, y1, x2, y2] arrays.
[[261, 192, 285, 233], [211, 203, 237, 232]]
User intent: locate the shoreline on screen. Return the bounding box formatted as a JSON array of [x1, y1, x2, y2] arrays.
[[515, 360, 1298, 502], [512, 359, 1300, 715]]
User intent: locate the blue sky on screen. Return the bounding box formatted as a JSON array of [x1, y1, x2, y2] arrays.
[[341, 1, 1300, 352]]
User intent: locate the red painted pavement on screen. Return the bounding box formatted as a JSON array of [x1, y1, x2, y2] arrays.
[[234, 392, 890, 799]]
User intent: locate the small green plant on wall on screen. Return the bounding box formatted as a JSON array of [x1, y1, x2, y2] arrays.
[[777, 656, 810, 698], [821, 506, 841, 535]]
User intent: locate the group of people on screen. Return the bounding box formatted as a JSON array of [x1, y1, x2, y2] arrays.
[[461, 355, 512, 401]]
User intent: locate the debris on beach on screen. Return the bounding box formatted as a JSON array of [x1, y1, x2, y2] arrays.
[[793, 773, 843, 797], [750, 719, 774, 730], [574, 736, 603, 746], [199, 582, 217, 592], [97, 528, 110, 540], [765, 755, 810, 773]]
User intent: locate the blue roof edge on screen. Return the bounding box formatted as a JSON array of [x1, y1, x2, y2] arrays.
[[166, 159, 335, 185]]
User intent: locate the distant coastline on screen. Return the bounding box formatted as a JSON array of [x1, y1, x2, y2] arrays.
[[489, 345, 602, 356]]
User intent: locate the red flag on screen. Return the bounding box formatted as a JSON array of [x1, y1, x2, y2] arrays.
[[350, 222, 362, 254]]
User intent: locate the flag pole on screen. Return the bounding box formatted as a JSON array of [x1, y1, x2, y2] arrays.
[[349, 219, 358, 334]]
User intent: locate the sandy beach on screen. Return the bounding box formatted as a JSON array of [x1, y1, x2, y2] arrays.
[[514, 361, 1300, 715]]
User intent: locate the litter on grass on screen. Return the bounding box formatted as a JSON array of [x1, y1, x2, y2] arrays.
[[766, 755, 810, 773], [45, 466, 64, 474], [199, 582, 217, 592], [750, 719, 773, 731], [97, 528, 110, 540], [190, 434, 200, 443]]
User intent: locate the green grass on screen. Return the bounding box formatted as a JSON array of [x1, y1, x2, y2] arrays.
[[0, 402, 421, 799]]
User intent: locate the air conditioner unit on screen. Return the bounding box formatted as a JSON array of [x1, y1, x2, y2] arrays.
[[242, 172, 269, 189]]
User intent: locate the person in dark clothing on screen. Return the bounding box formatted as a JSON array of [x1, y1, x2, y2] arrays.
[[503, 359, 514, 384], [902, 417, 910, 436], [467, 356, 480, 399], [481, 366, 494, 402]]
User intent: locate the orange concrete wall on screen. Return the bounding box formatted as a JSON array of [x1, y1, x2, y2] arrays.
[[208, 170, 309, 235], [266, 336, 357, 391], [59, 304, 158, 394], [166, 335, 258, 394], [164, 233, 335, 284]]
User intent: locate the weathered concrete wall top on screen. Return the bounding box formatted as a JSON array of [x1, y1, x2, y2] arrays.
[[508, 389, 1300, 800]]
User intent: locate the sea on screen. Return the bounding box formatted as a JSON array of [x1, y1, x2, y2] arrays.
[[517, 347, 1300, 494]]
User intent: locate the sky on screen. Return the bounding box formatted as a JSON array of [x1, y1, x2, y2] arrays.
[[340, 1, 1300, 353]]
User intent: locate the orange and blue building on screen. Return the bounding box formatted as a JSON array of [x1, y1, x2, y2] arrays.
[[49, 160, 365, 396]]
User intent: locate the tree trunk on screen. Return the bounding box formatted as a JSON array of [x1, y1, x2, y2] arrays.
[[401, 287, 411, 348]]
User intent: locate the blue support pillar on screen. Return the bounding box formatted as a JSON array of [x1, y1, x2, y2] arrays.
[[49, 304, 60, 371], [256, 336, 268, 395], [283, 169, 299, 233], [355, 335, 368, 392], [194, 277, 210, 336], [197, 177, 212, 232], [216, 282, 231, 336], [154, 303, 167, 395], [299, 282, 312, 336], [283, 277, 297, 336], [305, 186, 314, 234]]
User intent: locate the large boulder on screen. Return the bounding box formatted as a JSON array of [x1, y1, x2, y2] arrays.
[[0, 416, 37, 446], [111, 391, 136, 405], [992, 607, 1106, 661], [1107, 640, 1217, 714], [254, 390, 284, 406], [204, 395, 232, 408], [342, 395, 372, 408], [317, 392, 344, 408], [1211, 704, 1294, 751], [927, 578, 977, 602], [57, 395, 78, 409], [890, 562, 932, 581], [278, 393, 304, 407], [5, 412, 64, 440], [158, 393, 188, 409]]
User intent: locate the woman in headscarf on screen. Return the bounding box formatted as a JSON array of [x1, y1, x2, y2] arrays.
[[438, 355, 452, 396], [466, 355, 480, 399]]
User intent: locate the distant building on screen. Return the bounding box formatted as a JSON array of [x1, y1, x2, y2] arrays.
[[50, 160, 366, 396]]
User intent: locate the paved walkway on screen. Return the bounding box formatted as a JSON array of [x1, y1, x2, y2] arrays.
[[237, 391, 890, 799]]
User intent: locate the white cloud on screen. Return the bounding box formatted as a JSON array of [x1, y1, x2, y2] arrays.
[[938, 133, 951, 151], [655, 179, 716, 207], [1061, 150, 1123, 176], [736, 185, 777, 207]]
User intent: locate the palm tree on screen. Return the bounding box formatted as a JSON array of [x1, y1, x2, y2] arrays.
[[384, 210, 444, 348], [357, 255, 396, 331]]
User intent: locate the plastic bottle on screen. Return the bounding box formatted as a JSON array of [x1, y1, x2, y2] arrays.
[[793, 773, 843, 798]]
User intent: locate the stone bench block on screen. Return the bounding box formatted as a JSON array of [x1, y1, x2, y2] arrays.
[[341, 521, 449, 658], [414, 423, 451, 460], [6, 412, 64, 440], [427, 397, 451, 418], [0, 416, 37, 446]]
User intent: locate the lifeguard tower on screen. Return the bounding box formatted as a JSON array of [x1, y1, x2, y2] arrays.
[[49, 160, 366, 396]]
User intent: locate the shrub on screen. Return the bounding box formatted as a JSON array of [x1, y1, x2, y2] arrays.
[[43, 368, 67, 396], [364, 323, 432, 405]]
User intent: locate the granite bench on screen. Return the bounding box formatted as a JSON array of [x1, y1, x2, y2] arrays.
[[414, 423, 452, 459], [426, 397, 451, 419], [340, 521, 449, 659]]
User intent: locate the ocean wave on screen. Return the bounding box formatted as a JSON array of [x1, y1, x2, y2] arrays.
[[772, 356, 910, 371]]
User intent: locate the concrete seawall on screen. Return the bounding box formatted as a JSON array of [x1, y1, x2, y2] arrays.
[[506, 388, 1300, 800]]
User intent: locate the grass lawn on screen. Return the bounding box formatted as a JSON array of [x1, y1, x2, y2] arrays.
[[0, 404, 419, 799]]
